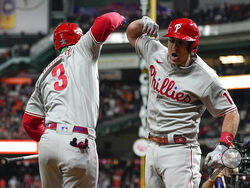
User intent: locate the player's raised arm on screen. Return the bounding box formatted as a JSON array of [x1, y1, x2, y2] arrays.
[[126, 16, 159, 47], [90, 12, 126, 43]]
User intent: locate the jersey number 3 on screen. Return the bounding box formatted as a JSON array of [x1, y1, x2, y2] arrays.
[[52, 64, 68, 91]]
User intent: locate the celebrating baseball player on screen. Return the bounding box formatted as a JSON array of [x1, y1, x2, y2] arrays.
[[22, 12, 125, 188], [126, 16, 239, 187]]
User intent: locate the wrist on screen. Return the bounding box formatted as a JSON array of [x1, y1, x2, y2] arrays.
[[220, 142, 229, 148], [209, 177, 218, 184], [219, 131, 234, 147]]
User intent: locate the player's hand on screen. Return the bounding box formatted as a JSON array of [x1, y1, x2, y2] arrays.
[[141, 16, 159, 38], [205, 144, 228, 168], [220, 168, 233, 177]]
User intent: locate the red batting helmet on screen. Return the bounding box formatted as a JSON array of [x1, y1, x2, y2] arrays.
[[163, 18, 200, 54], [53, 23, 84, 50]]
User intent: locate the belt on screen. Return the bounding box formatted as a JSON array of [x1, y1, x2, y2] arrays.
[[46, 123, 89, 135], [149, 135, 187, 144]]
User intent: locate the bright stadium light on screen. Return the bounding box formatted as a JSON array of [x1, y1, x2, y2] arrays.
[[0, 140, 38, 154], [219, 74, 250, 90], [219, 55, 245, 64]]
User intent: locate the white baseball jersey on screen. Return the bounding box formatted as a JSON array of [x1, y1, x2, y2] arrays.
[[25, 31, 101, 134], [136, 35, 237, 137], [24, 12, 124, 188]]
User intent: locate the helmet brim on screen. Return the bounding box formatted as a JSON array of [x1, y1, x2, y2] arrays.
[[163, 33, 196, 41]]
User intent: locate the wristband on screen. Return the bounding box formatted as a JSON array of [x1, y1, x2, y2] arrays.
[[219, 131, 234, 147]]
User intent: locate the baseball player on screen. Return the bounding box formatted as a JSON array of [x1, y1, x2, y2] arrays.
[[22, 12, 125, 188], [126, 16, 240, 188]]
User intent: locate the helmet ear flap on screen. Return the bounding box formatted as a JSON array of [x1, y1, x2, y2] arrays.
[[190, 39, 199, 54]]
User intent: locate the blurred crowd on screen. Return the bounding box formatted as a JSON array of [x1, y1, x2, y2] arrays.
[[99, 81, 141, 123], [0, 82, 33, 140], [0, 159, 40, 188], [161, 2, 250, 28], [69, 2, 250, 32], [98, 158, 141, 188], [1, 2, 250, 66]]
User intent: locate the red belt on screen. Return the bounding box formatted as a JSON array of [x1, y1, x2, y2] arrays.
[[46, 123, 89, 135], [149, 135, 186, 144]]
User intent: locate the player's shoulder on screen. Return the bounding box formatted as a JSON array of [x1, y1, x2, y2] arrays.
[[78, 30, 100, 46], [138, 35, 166, 52], [74, 30, 102, 56], [194, 55, 219, 80]]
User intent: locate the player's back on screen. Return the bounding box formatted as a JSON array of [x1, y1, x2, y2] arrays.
[[37, 31, 101, 130]]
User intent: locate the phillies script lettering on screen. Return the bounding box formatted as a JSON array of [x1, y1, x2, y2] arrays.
[[150, 65, 191, 103]]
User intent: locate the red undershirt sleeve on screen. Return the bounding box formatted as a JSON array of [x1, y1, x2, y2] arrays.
[[22, 113, 45, 142], [90, 12, 124, 42]]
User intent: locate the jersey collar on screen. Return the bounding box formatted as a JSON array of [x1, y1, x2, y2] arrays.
[[60, 47, 68, 54]]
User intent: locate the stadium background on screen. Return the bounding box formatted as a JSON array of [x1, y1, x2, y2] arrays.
[[0, 0, 250, 187]]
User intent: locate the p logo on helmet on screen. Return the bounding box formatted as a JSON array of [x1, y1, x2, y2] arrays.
[[163, 18, 200, 54], [174, 24, 182, 33]]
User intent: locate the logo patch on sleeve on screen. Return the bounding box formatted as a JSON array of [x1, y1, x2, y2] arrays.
[[60, 38, 66, 45]]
